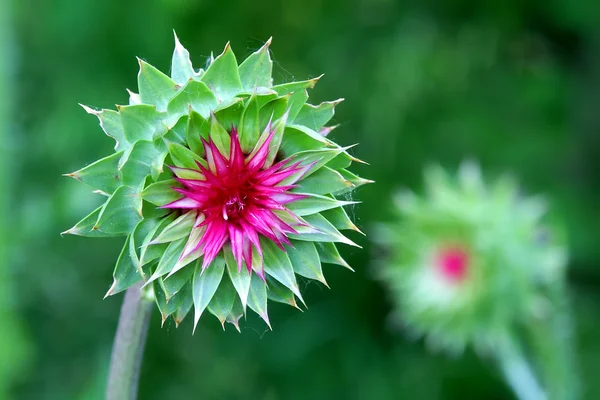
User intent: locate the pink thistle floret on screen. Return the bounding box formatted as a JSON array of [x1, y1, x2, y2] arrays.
[[436, 246, 469, 283], [163, 128, 310, 277]]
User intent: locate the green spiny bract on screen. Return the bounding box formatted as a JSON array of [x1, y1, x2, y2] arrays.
[[374, 162, 566, 353], [64, 33, 370, 331]]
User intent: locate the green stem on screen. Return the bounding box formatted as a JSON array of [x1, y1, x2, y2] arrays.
[[497, 335, 547, 400], [106, 282, 153, 400]]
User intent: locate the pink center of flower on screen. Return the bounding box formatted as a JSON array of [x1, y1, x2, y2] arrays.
[[436, 246, 469, 283], [162, 127, 312, 277]]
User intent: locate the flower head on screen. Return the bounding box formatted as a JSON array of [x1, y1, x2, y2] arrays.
[[374, 162, 566, 352], [163, 129, 309, 275], [64, 34, 370, 331]]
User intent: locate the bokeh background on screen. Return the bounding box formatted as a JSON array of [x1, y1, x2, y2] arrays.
[[2, 0, 600, 399]]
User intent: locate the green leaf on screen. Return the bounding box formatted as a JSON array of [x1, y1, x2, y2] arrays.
[[63, 206, 116, 237], [264, 110, 289, 168], [261, 238, 303, 301], [168, 225, 205, 277], [288, 213, 360, 247], [293, 166, 353, 195], [266, 275, 298, 308], [225, 297, 244, 331], [174, 286, 194, 327], [186, 110, 210, 156], [139, 215, 176, 270], [282, 147, 346, 183], [321, 206, 362, 233], [148, 237, 186, 283], [192, 257, 225, 330], [168, 142, 205, 169], [171, 32, 195, 85], [94, 186, 142, 235], [207, 276, 236, 326], [293, 99, 343, 130], [238, 39, 273, 90], [200, 43, 242, 100], [238, 94, 259, 153], [259, 95, 289, 130], [287, 90, 309, 121], [247, 273, 270, 328], [130, 217, 161, 263], [272, 76, 320, 96], [209, 113, 231, 158], [280, 125, 329, 157], [164, 115, 187, 145], [81, 105, 127, 151], [119, 104, 166, 143], [316, 241, 352, 270], [141, 179, 181, 206], [120, 140, 165, 187], [338, 169, 373, 190], [287, 193, 356, 216], [167, 80, 218, 119], [137, 58, 179, 111], [154, 281, 191, 325], [224, 246, 251, 310], [153, 280, 174, 323], [106, 235, 141, 297], [142, 198, 170, 219], [214, 97, 244, 132], [151, 211, 196, 244], [326, 152, 352, 170], [162, 259, 196, 300], [285, 240, 327, 285], [66, 151, 123, 194]]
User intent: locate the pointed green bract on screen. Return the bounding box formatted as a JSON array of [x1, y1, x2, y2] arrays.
[[201, 43, 242, 101], [167, 80, 217, 119], [171, 32, 195, 85], [261, 239, 302, 301], [238, 40, 272, 91], [192, 257, 225, 330], [65, 34, 370, 331], [207, 277, 236, 325], [119, 104, 165, 143], [138, 59, 179, 111], [95, 186, 141, 235], [224, 246, 251, 310], [286, 240, 327, 285], [239, 93, 259, 153], [66, 151, 123, 194], [107, 235, 141, 297], [247, 274, 269, 327]]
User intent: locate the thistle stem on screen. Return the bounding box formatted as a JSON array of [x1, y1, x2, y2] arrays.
[[106, 282, 153, 400], [497, 335, 546, 400]]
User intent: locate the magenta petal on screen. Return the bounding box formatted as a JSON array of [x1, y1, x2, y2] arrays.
[[229, 130, 245, 171], [270, 192, 308, 205], [201, 221, 228, 270], [161, 197, 202, 209], [203, 138, 229, 175], [228, 224, 244, 272], [243, 239, 253, 273], [246, 130, 274, 171], [175, 177, 211, 190]]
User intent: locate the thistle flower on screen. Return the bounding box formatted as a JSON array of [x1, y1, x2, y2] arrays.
[[374, 162, 567, 353], [64, 34, 370, 331]]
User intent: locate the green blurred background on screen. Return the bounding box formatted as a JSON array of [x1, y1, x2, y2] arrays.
[[2, 0, 600, 398]]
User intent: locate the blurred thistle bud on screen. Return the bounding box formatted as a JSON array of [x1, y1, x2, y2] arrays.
[[63, 33, 370, 331], [374, 161, 568, 354]]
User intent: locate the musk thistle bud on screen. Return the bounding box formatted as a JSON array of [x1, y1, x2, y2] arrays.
[[375, 162, 567, 353], [64, 34, 369, 331]]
